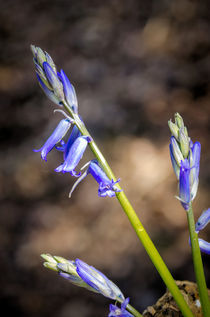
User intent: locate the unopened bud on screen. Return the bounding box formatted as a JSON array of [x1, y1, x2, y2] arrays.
[[168, 120, 179, 140], [175, 113, 184, 129], [179, 127, 190, 158]]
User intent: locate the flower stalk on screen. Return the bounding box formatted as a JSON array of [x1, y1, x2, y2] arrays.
[[31, 47, 195, 317], [62, 101, 194, 317]]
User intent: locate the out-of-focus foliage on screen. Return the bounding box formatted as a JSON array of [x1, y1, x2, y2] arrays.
[[0, 1, 210, 316]]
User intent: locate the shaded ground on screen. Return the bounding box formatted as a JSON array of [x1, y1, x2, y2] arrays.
[[0, 1, 210, 316]]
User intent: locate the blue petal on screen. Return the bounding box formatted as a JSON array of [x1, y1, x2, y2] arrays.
[[58, 271, 81, 283], [43, 61, 58, 87], [75, 259, 101, 293], [34, 119, 71, 161], [198, 238, 210, 255], [195, 208, 210, 232], [37, 74, 61, 106], [55, 136, 91, 176], [190, 142, 201, 200], [58, 69, 78, 113], [169, 143, 180, 179], [179, 159, 191, 210], [64, 125, 81, 160], [88, 161, 121, 197], [75, 259, 124, 300]]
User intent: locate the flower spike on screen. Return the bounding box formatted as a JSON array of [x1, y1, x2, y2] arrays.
[[41, 254, 125, 301], [169, 113, 201, 210], [31, 45, 78, 113], [34, 119, 72, 161]]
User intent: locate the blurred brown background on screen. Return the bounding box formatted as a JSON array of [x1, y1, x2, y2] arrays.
[[0, 0, 210, 316]]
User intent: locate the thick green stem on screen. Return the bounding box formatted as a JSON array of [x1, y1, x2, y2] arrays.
[[187, 204, 210, 317], [62, 102, 194, 317]]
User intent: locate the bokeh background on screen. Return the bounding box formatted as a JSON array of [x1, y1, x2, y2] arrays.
[[0, 0, 210, 316]]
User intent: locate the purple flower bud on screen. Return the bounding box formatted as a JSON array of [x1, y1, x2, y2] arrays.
[[75, 259, 125, 300], [197, 239, 210, 255], [170, 136, 184, 167], [190, 142, 201, 201], [43, 62, 64, 101], [169, 143, 180, 179], [178, 159, 191, 210], [55, 136, 91, 176], [58, 69, 78, 113], [37, 74, 62, 106], [34, 119, 72, 161], [195, 208, 210, 233]]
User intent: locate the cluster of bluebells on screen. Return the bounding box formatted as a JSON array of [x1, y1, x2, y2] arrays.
[[42, 254, 133, 316], [192, 208, 210, 255], [31, 45, 121, 198], [168, 113, 201, 211]]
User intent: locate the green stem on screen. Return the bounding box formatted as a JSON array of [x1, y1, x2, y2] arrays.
[[62, 102, 194, 317], [187, 204, 210, 317]]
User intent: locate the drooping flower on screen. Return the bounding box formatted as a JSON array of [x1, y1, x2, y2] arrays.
[[41, 254, 125, 301], [108, 298, 134, 317], [34, 119, 72, 161], [69, 160, 121, 197], [55, 135, 91, 176]]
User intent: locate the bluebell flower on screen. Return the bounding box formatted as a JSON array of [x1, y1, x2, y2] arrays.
[[41, 254, 125, 300], [34, 119, 72, 161], [75, 259, 125, 300], [178, 159, 191, 211], [55, 135, 91, 176], [69, 160, 121, 197], [109, 298, 134, 317], [58, 69, 78, 113]]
